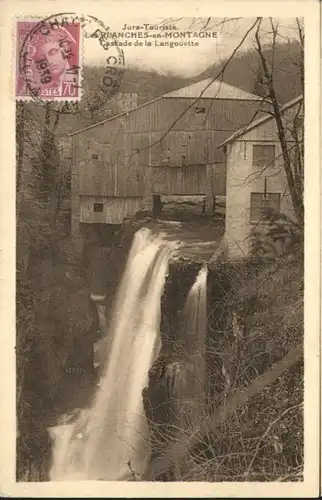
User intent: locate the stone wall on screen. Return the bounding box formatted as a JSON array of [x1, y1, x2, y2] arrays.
[[224, 139, 295, 259]]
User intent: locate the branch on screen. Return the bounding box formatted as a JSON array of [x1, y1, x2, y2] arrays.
[[51, 110, 61, 133], [144, 342, 303, 480], [269, 17, 278, 78], [296, 17, 304, 49], [244, 401, 303, 477], [241, 141, 302, 187], [295, 18, 304, 94], [126, 17, 262, 160], [255, 20, 304, 226]]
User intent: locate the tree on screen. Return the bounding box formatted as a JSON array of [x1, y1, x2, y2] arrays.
[[252, 64, 266, 98], [138, 16, 305, 481], [254, 17, 304, 226]]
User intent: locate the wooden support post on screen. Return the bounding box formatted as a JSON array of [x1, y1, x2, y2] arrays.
[[213, 196, 216, 216], [204, 164, 213, 213], [142, 133, 155, 213], [71, 201, 85, 256], [142, 165, 153, 212], [152, 195, 162, 216]]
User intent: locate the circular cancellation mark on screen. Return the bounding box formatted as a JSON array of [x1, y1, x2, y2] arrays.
[[18, 13, 125, 113]]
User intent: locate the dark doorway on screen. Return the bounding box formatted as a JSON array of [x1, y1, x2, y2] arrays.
[[153, 195, 162, 216]]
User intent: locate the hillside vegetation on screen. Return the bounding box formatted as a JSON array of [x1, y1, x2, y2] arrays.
[[82, 40, 302, 111], [84, 65, 193, 105], [199, 40, 302, 104], [143, 213, 303, 481]]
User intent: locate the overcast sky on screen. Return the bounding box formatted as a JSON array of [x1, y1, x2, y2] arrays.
[[83, 17, 300, 76]]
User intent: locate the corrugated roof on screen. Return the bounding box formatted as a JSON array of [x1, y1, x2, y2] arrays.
[[69, 96, 162, 136], [70, 79, 261, 137], [218, 95, 303, 148], [163, 78, 262, 101]]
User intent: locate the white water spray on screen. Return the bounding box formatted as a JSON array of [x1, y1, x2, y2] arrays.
[[184, 265, 208, 359], [175, 265, 208, 427], [48, 228, 177, 480]]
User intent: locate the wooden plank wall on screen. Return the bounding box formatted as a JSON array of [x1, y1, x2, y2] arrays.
[[152, 165, 206, 195], [125, 97, 266, 135], [78, 126, 148, 197], [148, 130, 208, 195], [212, 162, 226, 196], [149, 130, 208, 166], [72, 97, 242, 220], [79, 196, 144, 224], [71, 97, 268, 211], [80, 143, 116, 196], [124, 133, 149, 195]]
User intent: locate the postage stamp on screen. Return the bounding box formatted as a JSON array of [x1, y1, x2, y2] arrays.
[[16, 19, 82, 101], [16, 14, 125, 106]]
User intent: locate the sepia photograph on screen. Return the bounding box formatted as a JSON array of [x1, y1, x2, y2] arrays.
[[0, 0, 320, 496]]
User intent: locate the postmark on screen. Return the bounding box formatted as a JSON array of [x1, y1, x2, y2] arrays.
[[16, 13, 125, 109]]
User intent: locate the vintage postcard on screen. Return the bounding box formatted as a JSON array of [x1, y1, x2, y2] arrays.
[[0, 0, 320, 497]]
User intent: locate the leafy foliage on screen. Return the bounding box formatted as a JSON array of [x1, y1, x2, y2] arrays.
[[31, 130, 59, 200], [250, 211, 304, 261]]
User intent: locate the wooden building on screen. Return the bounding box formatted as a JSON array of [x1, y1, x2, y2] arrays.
[[65, 78, 268, 248], [218, 95, 303, 259]]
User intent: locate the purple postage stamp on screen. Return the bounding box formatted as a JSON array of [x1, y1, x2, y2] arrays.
[[16, 19, 81, 101]]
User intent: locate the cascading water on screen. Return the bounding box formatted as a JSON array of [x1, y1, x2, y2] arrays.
[[48, 228, 177, 481], [175, 265, 208, 427]]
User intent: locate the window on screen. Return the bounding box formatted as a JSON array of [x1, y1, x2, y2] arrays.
[[252, 144, 276, 168], [182, 144, 188, 166], [250, 192, 281, 223], [195, 107, 206, 114], [93, 203, 104, 213]]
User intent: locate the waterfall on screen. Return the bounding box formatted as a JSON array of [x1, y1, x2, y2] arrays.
[[48, 228, 177, 481], [175, 265, 208, 428]]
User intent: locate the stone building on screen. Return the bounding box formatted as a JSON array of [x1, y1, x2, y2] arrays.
[[218, 95, 303, 259]]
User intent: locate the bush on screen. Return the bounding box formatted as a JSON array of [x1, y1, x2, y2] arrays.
[[16, 218, 96, 480], [146, 241, 303, 481], [250, 211, 304, 261]]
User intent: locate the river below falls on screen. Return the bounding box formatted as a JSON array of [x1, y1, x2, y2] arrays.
[[151, 217, 224, 260]]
